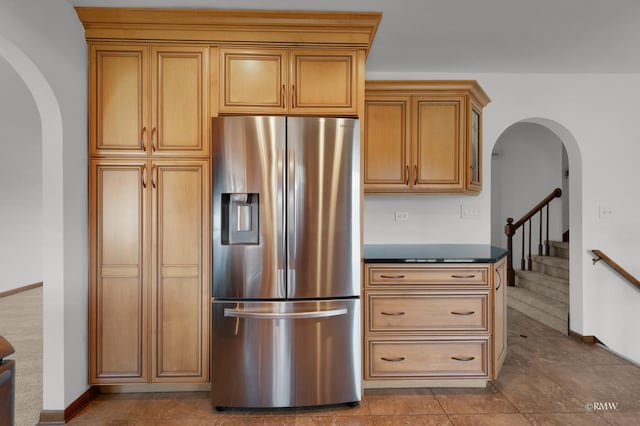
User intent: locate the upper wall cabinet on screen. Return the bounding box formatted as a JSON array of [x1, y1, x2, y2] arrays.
[[89, 43, 209, 157], [76, 8, 381, 120], [218, 47, 359, 116], [364, 81, 490, 194]]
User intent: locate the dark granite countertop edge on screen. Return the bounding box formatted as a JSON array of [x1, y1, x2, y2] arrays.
[[363, 244, 509, 264]]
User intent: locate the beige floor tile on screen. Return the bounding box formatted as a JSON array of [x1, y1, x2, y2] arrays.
[[431, 383, 518, 414], [366, 393, 445, 416], [449, 413, 530, 425], [525, 412, 611, 425], [369, 415, 453, 426], [595, 409, 640, 426], [492, 365, 585, 413]]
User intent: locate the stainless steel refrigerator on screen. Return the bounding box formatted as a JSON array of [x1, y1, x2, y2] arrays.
[[211, 116, 361, 409]]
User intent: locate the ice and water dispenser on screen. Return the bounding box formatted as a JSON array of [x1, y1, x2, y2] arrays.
[[221, 193, 259, 245]]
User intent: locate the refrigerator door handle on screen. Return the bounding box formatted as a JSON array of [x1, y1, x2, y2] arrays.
[[276, 149, 287, 271], [224, 307, 347, 320], [287, 148, 296, 270]]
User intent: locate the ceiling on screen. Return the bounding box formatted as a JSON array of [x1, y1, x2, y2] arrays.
[[68, 0, 640, 74]]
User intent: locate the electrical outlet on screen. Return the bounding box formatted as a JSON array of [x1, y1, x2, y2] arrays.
[[461, 205, 480, 219], [394, 211, 409, 221], [599, 205, 613, 219]]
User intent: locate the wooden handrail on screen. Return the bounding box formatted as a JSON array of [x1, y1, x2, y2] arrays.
[[511, 188, 562, 229], [504, 187, 562, 286], [591, 250, 640, 290]]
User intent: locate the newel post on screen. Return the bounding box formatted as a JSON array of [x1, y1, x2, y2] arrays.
[[505, 218, 515, 286]]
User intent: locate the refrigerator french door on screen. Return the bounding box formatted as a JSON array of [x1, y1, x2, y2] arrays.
[[211, 116, 361, 409]]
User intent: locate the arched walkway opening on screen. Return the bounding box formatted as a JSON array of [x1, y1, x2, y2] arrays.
[[0, 33, 67, 412], [490, 118, 583, 334]]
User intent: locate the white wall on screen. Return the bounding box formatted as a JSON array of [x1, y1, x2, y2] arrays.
[[367, 71, 640, 364], [0, 56, 42, 293], [490, 123, 564, 255], [1, 2, 639, 412], [0, 0, 88, 411]]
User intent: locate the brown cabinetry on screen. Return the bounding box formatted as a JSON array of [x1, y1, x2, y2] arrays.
[[364, 262, 505, 387], [89, 43, 209, 157], [364, 81, 490, 194], [218, 47, 360, 116], [89, 159, 209, 383], [78, 6, 382, 387]]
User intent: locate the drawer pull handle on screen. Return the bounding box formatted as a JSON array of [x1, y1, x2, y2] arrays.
[[380, 274, 405, 279], [451, 311, 475, 316], [381, 311, 405, 316], [451, 274, 476, 279], [381, 356, 405, 362], [451, 355, 475, 362]]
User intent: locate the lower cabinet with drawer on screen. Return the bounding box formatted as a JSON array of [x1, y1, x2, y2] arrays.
[[364, 261, 506, 388]]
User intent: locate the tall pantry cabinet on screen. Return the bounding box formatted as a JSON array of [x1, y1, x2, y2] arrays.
[[88, 43, 210, 383], [78, 7, 381, 386]]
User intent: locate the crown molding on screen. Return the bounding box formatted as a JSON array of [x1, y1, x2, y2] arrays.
[[75, 7, 381, 55]]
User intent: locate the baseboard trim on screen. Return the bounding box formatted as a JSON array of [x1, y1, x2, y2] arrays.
[[569, 330, 602, 345], [99, 382, 210, 393], [38, 386, 99, 425], [0, 281, 43, 298]]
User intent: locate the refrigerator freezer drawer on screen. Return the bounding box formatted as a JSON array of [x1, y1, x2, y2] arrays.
[[211, 299, 361, 408]]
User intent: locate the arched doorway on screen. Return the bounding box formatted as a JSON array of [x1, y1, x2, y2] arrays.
[[491, 118, 583, 334], [0, 34, 67, 412]]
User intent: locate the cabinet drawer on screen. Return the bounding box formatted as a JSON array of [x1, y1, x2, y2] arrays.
[[367, 338, 489, 379], [366, 265, 489, 288], [367, 292, 489, 334]]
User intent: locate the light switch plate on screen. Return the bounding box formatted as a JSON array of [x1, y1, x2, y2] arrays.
[[461, 205, 480, 219], [599, 205, 613, 219], [394, 211, 409, 221]]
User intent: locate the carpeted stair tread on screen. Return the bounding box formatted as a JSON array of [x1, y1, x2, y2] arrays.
[[548, 240, 569, 259], [508, 286, 568, 334], [515, 270, 569, 303], [531, 255, 569, 280]]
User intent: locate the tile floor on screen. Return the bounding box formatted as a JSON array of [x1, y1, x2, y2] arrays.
[[68, 308, 640, 425]]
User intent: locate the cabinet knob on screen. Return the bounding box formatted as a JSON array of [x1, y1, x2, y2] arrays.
[[451, 274, 475, 279], [450, 311, 475, 316], [380, 274, 405, 279]]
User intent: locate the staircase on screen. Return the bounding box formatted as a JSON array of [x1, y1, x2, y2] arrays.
[[508, 240, 569, 334]]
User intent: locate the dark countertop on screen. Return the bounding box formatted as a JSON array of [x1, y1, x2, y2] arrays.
[[363, 244, 509, 264]]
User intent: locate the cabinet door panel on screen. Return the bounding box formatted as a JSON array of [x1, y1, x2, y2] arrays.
[[219, 48, 287, 114], [290, 49, 357, 115], [90, 160, 148, 382], [364, 98, 410, 191], [413, 97, 465, 192], [152, 46, 209, 156], [90, 44, 148, 156], [152, 161, 209, 381]]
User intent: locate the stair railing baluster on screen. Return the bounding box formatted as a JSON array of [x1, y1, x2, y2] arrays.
[[505, 218, 515, 286], [521, 226, 526, 272], [504, 188, 562, 286], [538, 210, 543, 256], [545, 204, 550, 256], [528, 219, 532, 270]]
